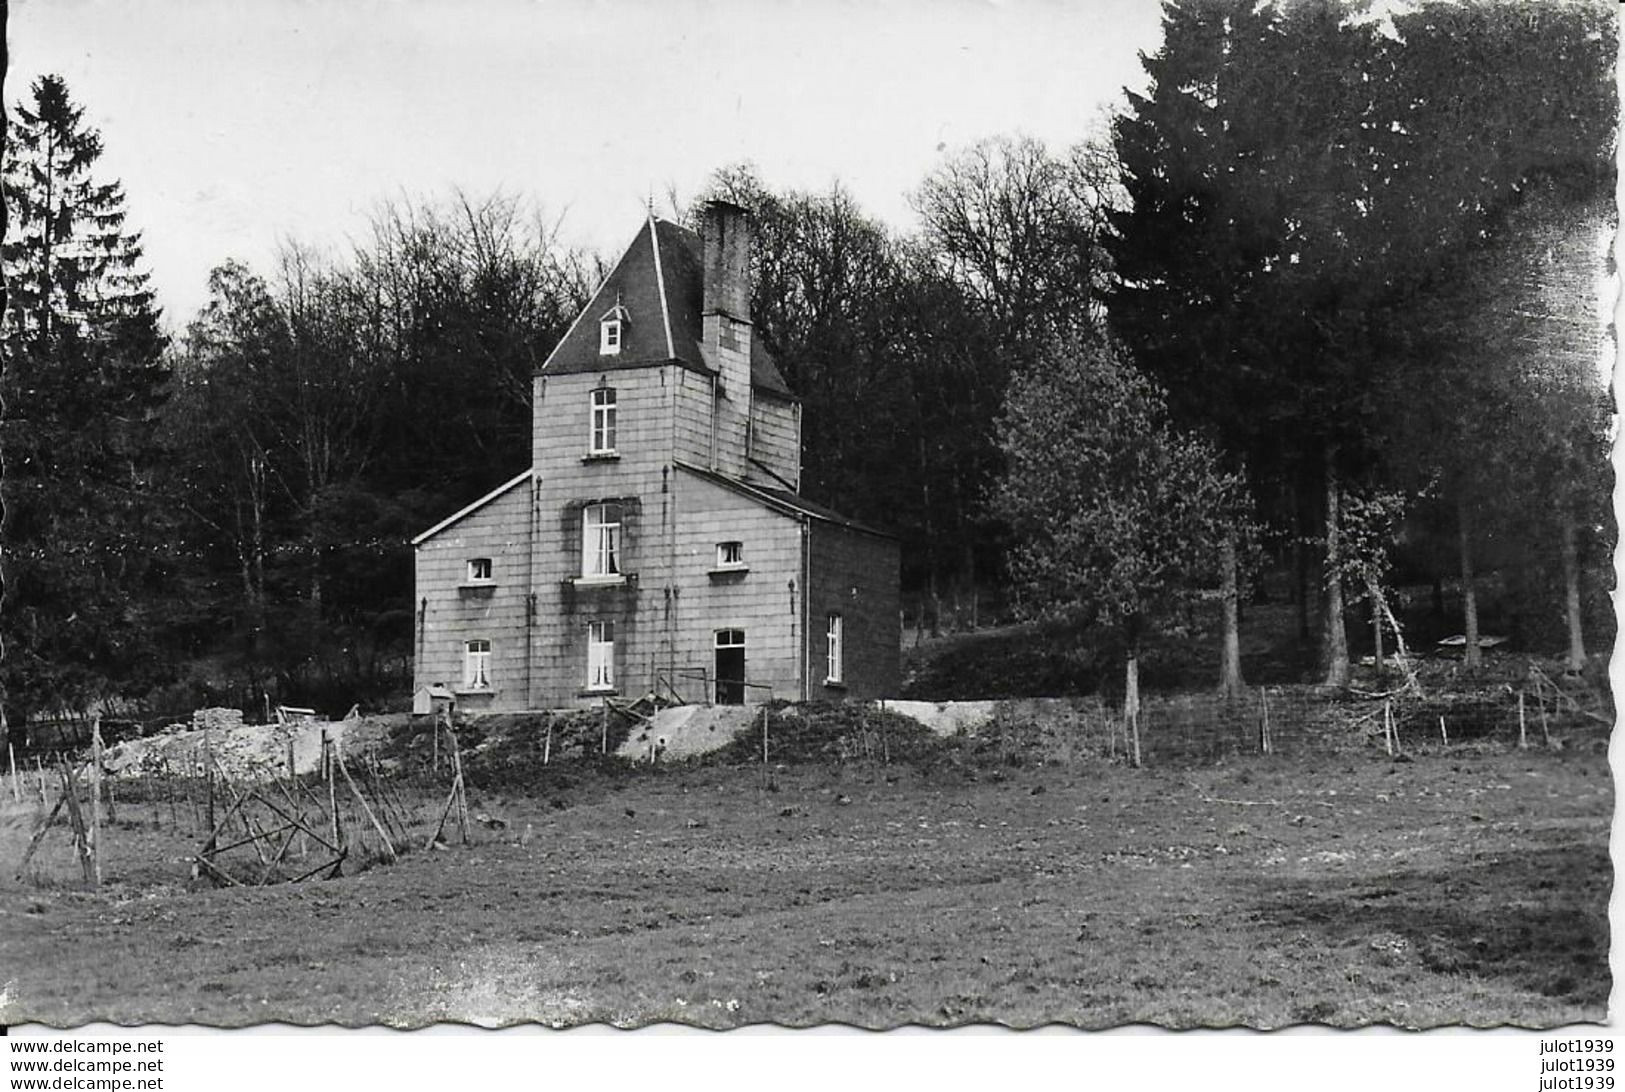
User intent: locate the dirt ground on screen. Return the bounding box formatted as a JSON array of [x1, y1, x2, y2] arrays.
[[0, 732, 1608, 1030]]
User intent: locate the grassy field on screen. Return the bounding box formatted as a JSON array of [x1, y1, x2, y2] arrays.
[[0, 733, 1608, 1029]]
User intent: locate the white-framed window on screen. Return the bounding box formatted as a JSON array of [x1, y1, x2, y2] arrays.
[[716, 541, 744, 568], [826, 613, 843, 684], [590, 387, 617, 454], [467, 557, 493, 583], [463, 639, 491, 690], [587, 621, 615, 691], [600, 317, 622, 355], [582, 503, 622, 577]]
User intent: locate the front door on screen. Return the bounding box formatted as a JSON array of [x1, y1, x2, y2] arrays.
[[714, 629, 745, 705]]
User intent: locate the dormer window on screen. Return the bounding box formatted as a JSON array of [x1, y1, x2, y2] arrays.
[[599, 302, 630, 356]]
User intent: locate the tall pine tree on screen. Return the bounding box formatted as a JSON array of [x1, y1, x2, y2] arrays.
[[2, 75, 171, 732]]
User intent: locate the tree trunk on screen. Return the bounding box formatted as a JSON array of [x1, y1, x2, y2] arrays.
[[1292, 482, 1311, 640], [927, 570, 942, 639], [962, 539, 978, 632], [1322, 457, 1349, 687], [1458, 495, 1480, 670], [1218, 531, 1245, 699], [1124, 645, 1142, 769], [1364, 567, 1386, 674], [1560, 506, 1586, 672]]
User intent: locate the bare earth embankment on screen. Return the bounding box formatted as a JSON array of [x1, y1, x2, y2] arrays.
[[0, 737, 1608, 1028]]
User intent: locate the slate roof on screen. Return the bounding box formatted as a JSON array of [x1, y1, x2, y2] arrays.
[[538, 215, 795, 399], [675, 460, 896, 540]]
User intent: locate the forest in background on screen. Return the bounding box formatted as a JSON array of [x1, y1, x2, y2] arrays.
[[1, 0, 1615, 731]]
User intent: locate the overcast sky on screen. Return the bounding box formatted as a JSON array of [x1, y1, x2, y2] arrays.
[[8, 0, 1166, 328]]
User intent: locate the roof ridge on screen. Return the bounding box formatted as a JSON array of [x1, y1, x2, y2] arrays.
[[649, 212, 677, 360], [411, 468, 533, 545]]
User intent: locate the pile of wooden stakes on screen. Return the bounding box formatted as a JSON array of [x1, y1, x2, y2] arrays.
[[196, 723, 471, 886], [11, 716, 474, 890]]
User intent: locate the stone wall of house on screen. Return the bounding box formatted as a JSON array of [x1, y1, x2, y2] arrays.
[[412, 480, 533, 711], [807, 521, 901, 701], [667, 466, 804, 704], [748, 389, 800, 490]]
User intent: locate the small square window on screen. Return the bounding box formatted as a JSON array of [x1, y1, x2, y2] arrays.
[[716, 541, 744, 568], [467, 558, 493, 583], [600, 318, 621, 355]]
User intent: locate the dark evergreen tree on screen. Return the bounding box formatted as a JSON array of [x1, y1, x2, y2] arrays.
[[2, 75, 172, 730]]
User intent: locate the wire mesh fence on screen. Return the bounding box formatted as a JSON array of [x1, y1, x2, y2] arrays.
[[927, 667, 1612, 767]]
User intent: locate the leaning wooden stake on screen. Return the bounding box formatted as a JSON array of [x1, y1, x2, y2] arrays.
[[59, 762, 94, 886], [1383, 701, 1394, 758], [1518, 690, 1528, 750], [15, 791, 68, 880], [425, 774, 464, 851], [337, 751, 397, 862], [89, 717, 104, 888], [204, 722, 216, 832], [325, 733, 343, 853], [1438, 715, 1448, 747], [543, 722, 553, 766], [1535, 676, 1552, 747], [8, 743, 19, 803], [445, 725, 470, 844]]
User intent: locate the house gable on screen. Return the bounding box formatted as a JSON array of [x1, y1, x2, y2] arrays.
[[411, 469, 533, 546]]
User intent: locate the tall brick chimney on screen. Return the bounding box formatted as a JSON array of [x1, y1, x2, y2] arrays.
[[701, 201, 754, 472], [701, 200, 752, 323]]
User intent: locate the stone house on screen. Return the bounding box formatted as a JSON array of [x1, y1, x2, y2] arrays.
[[411, 201, 900, 711]]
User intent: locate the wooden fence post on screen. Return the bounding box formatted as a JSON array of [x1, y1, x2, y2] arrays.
[[1518, 690, 1528, 750], [324, 731, 342, 854], [1259, 689, 1273, 755]]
